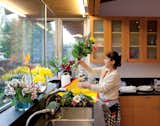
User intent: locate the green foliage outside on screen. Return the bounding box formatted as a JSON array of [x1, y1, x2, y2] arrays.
[[0, 20, 12, 58]]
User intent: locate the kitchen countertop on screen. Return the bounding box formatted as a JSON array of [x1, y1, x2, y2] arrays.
[[120, 91, 160, 96], [1, 78, 160, 126]]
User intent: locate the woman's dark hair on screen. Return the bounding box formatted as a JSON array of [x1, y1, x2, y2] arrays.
[[106, 51, 121, 69]]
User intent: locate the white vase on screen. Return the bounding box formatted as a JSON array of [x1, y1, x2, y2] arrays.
[[61, 72, 71, 87]]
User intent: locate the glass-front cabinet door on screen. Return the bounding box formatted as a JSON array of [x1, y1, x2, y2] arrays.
[[147, 20, 157, 59], [90, 16, 105, 63], [129, 20, 140, 60], [111, 20, 122, 55]]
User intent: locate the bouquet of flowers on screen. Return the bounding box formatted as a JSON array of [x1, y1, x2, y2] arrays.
[[50, 91, 93, 107], [2, 65, 53, 111], [61, 60, 75, 74], [48, 56, 76, 75], [1, 65, 53, 84], [72, 34, 96, 60], [31, 65, 53, 83], [4, 79, 40, 103]]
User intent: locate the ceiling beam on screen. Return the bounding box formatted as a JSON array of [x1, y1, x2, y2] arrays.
[[94, 0, 101, 16], [87, 0, 101, 16]]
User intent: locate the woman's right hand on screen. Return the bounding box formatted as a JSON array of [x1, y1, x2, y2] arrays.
[[78, 82, 91, 89]]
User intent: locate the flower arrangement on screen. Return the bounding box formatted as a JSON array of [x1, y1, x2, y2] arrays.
[[48, 56, 76, 75], [4, 79, 40, 103], [1, 66, 30, 81], [1, 65, 53, 84], [72, 34, 96, 60], [49, 91, 93, 107], [31, 65, 53, 83], [1, 65, 53, 110], [61, 60, 75, 73], [1, 54, 53, 110]]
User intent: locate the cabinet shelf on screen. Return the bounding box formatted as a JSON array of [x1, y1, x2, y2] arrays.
[[130, 32, 139, 34], [94, 32, 104, 34], [112, 32, 122, 34], [147, 32, 157, 34], [112, 44, 121, 47], [129, 45, 140, 48], [147, 45, 157, 48]]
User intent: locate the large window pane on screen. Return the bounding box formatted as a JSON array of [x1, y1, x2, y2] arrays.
[[47, 21, 56, 62], [62, 20, 84, 60], [0, 1, 46, 110]]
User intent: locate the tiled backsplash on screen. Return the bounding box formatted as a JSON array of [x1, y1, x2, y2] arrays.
[[118, 63, 160, 78]]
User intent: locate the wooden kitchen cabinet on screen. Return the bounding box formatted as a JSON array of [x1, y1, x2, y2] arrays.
[[127, 18, 160, 62], [120, 96, 160, 126], [90, 16, 160, 64], [90, 17, 126, 63]]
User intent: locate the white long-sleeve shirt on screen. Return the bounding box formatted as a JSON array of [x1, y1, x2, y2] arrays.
[[90, 68, 120, 101]]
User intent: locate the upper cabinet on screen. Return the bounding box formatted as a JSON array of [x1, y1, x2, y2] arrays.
[[90, 16, 160, 64]]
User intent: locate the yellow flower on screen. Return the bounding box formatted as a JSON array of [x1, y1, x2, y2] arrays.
[[66, 79, 97, 103], [14, 66, 30, 74], [32, 75, 46, 83], [89, 36, 96, 43], [1, 73, 12, 80], [31, 66, 40, 75], [31, 66, 53, 83], [23, 53, 30, 64], [39, 67, 53, 77]]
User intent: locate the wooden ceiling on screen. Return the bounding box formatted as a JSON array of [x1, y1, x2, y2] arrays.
[[0, 0, 103, 18], [0, 0, 46, 18], [43, 0, 83, 18]]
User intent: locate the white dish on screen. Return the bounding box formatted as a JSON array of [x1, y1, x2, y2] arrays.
[[137, 85, 153, 91], [119, 86, 137, 93]]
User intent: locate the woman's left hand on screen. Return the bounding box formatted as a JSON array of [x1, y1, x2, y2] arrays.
[[78, 82, 91, 89]]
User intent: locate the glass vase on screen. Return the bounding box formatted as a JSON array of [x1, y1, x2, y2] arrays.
[[15, 101, 31, 111]]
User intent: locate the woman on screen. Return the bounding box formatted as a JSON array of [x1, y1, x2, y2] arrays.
[[78, 51, 121, 126]]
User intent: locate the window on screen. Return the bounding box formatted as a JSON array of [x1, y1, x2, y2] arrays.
[[62, 20, 84, 60], [47, 21, 56, 62], [0, 2, 56, 111]]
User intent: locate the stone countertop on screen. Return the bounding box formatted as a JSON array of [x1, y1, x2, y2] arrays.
[[120, 91, 160, 96]]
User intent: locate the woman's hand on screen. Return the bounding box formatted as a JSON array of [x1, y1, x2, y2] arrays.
[[78, 82, 91, 89]]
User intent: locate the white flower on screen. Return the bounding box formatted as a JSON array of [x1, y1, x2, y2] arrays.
[[19, 81, 26, 88], [22, 87, 31, 96], [4, 86, 15, 96], [9, 79, 21, 87], [73, 95, 81, 103]]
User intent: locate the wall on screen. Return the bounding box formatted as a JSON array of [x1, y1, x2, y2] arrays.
[[118, 63, 160, 78], [100, 0, 160, 17]]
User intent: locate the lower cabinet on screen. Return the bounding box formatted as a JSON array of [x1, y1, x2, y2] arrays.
[[120, 96, 160, 126]]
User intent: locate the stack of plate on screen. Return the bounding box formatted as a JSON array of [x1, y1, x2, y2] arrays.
[[137, 85, 153, 92], [119, 86, 137, 93]]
